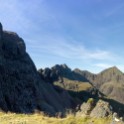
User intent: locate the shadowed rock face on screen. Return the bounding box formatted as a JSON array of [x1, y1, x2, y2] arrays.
[[2, 31, 26, 56], [0, 23, 39, 113], [38, 64, 89, 84], [0, 23, 74, 115]]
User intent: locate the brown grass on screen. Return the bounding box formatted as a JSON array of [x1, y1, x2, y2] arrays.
[[0, 111, 115, 124]]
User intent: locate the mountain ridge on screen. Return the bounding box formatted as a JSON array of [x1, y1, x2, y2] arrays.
[[0, 22, 124, 119], [39, 64, 124, 116], [72, 66, 124, 104], [0, 23, 75, 115]]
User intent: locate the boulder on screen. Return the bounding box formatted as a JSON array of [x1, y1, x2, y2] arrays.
[[90, 100, 112, 118], [76, 98, 95, 116], [76, 98, 112, 118]]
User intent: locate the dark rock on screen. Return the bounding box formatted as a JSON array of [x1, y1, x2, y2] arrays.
[[2, 31, 26, 56], [0, 23, 74, 115], [38, 64, 89, 84], [38, 66, 59, 83], [0, 29, 38, 113], [0, 22, 3, 41]]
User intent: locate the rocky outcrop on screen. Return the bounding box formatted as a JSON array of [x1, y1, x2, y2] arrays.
[[38, 67, 58, 83], [90, 100, 112, 118], [38, 64, 89, 84], [77, 98, 112, 118], [0, 23, 74, 115], [76, 98, 95, 116]]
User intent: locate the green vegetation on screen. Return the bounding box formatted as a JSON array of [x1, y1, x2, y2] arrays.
[[87, 98, 95, 105]]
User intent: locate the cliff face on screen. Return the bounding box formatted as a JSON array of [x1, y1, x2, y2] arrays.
[[0, 23, 74, 115]]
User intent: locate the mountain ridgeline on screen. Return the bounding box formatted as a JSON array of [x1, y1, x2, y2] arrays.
[[0, 23, 75, 115], [73, 66, 124, 104], [39, 64, 124, 116], [0, 22, 124, 118], [39, 65, 124, 104]]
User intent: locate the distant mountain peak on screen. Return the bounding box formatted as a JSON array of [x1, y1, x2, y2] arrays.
[[101, 66, 122, 75], [52, 64, 71, 71], [109, 66, 119, 70], [61, 64, 69, 69]]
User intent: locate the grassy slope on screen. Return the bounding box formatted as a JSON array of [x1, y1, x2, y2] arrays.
[[54, 78, 92, 92], [0, 112, 113, 124]]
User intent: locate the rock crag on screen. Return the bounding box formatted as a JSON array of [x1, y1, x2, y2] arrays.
[[0, 23, 74, 115]]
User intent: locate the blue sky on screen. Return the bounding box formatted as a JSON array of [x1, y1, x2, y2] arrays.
[[0, 0, 124, 73]]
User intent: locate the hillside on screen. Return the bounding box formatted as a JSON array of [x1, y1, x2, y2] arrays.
[[74, 66, 124, 104], [39, 64, 124, 116], [1, 22, 124, 124], [0, 23, 75, 116], [38, 64, 97, 102]]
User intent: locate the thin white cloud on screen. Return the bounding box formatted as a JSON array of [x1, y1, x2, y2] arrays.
[[0, 0, 35, 37], [27, 37, 113, 61], [0, 0, 49, 35]]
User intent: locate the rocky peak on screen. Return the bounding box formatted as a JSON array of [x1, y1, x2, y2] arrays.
[[61, 64, 69, 69], [76, 99, 112, 118], [52, 64, 71, 71], [0, 23, 74, 115], [100, 66, 122, 76], [0, 22, 26, 57], [2, 31, 26, 57]]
